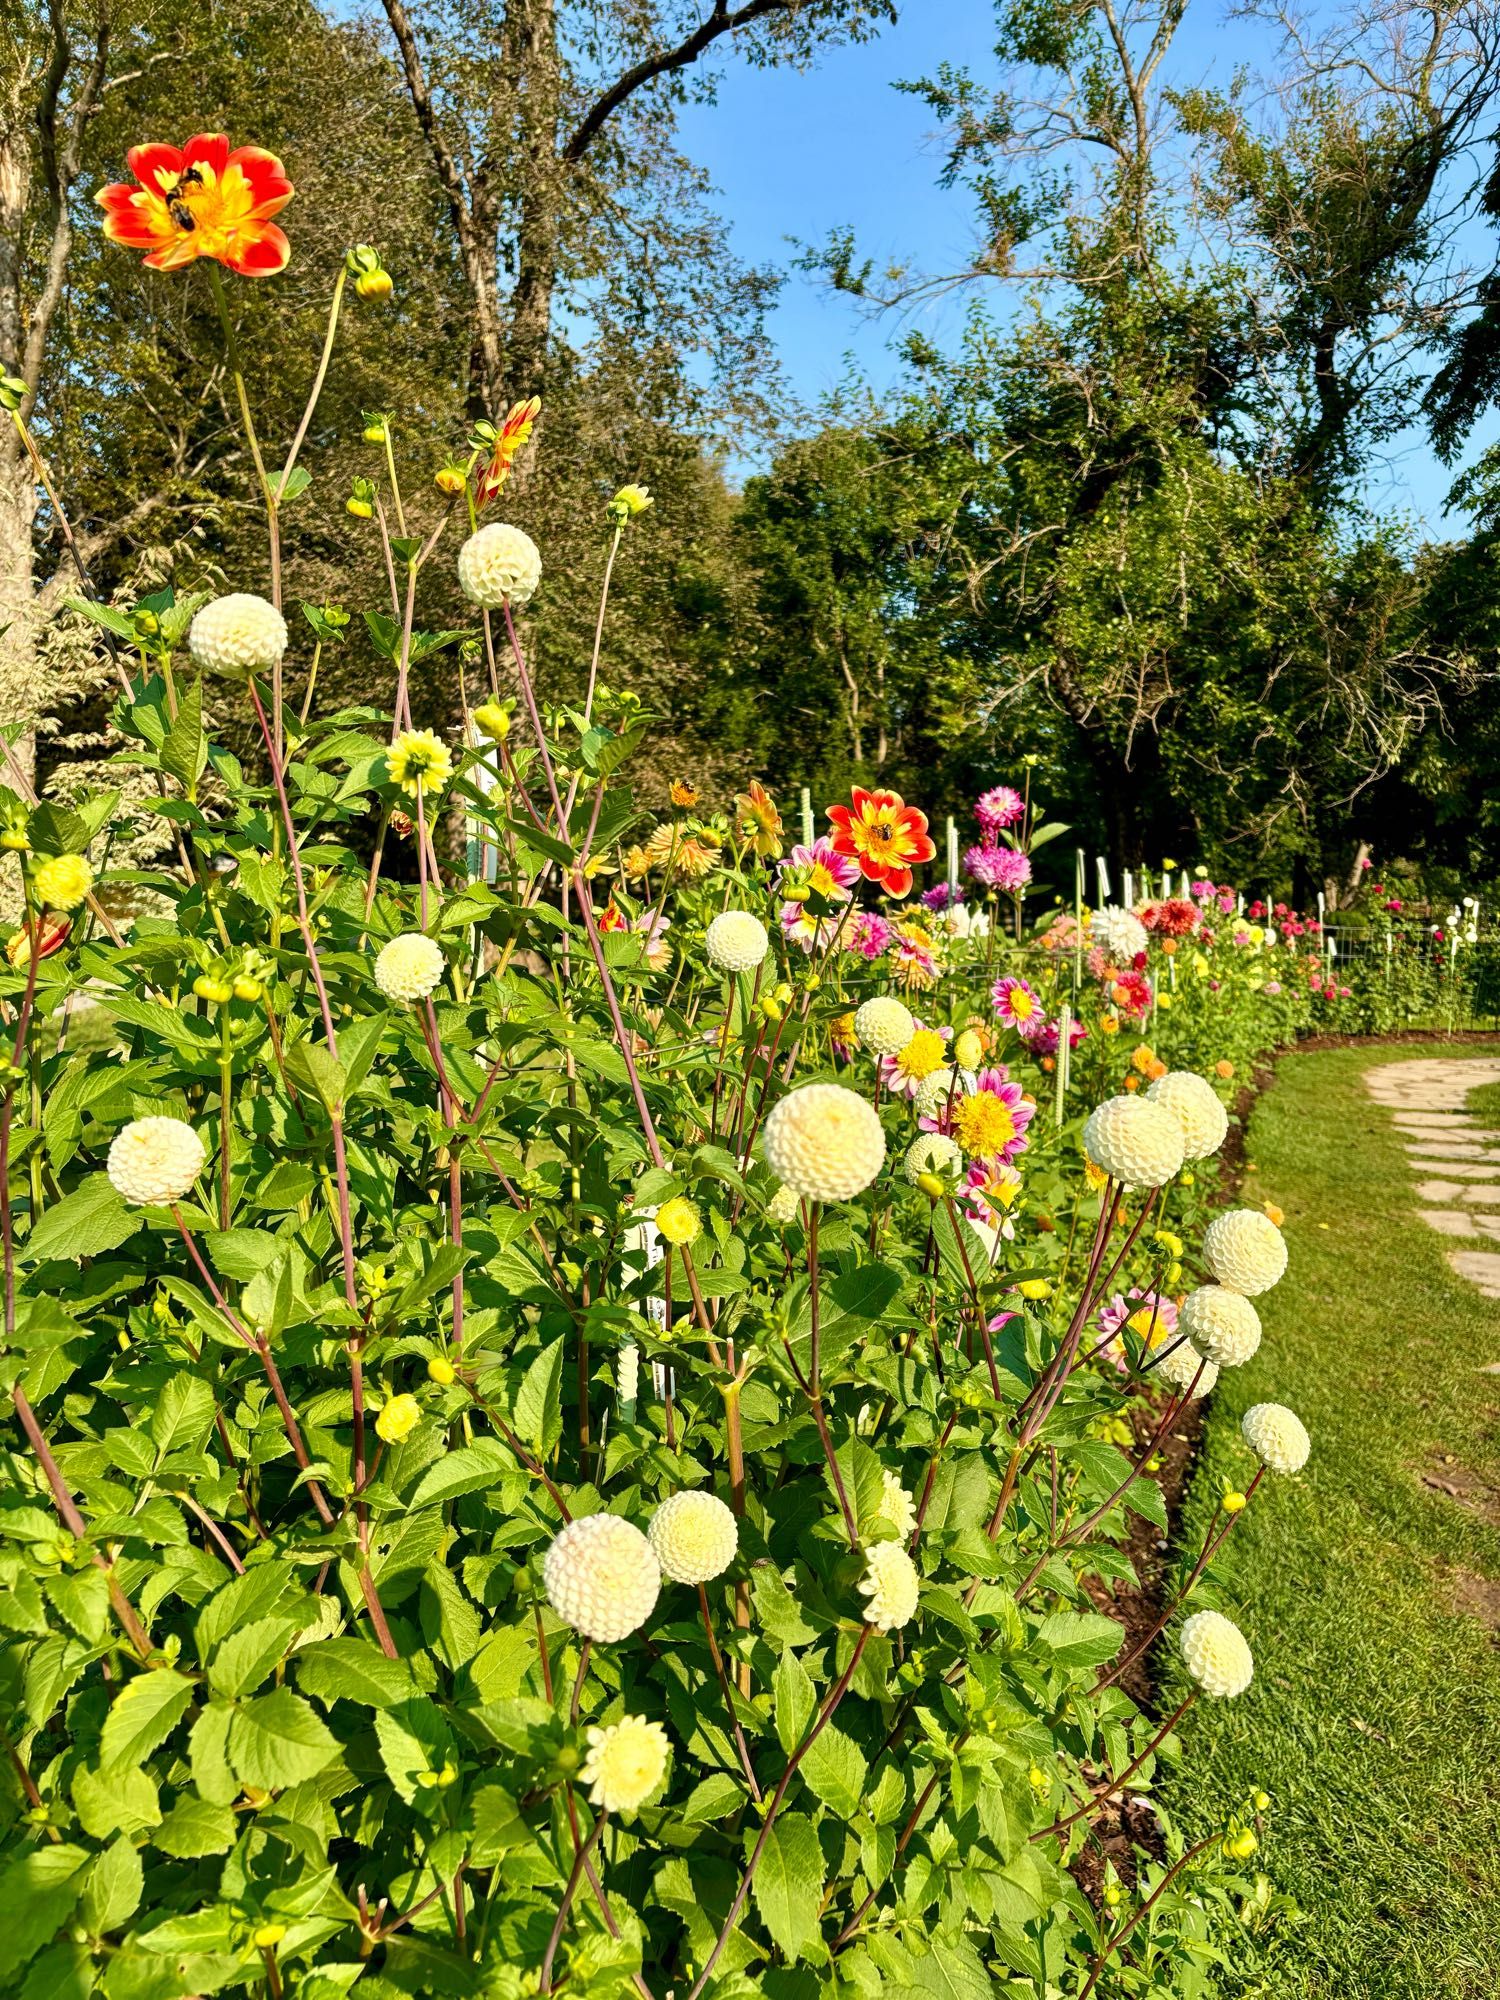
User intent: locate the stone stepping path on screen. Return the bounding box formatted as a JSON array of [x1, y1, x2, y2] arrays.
[[1365, 1057, 1500, 1300]]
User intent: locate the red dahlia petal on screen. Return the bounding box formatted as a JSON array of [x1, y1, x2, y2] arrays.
[[182, 132, 231, 179], [223, 224, 291, 277], [124, 143, 183, 190]]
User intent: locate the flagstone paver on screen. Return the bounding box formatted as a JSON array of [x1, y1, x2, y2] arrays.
[[1365, 1056, 1500, 1298]]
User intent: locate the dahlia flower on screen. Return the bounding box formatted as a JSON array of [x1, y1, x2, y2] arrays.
[[890, 924, 940, 992], [1146, 1070, 1229, 1160], [1180, 1286, 1261, 1368], [925, 1066, 1034, 1168], [32, 853, 94, 911], [375, 1394, 421, 1444], [1082, 1096, 1185, 1187], [859, 1541, 920, 1631], [107, 1116, 207, 1206], [963, 1161, 1021, 1233], [705, 910, 768, 974], [581, 1716, 670, 1815], [903, 1133, 963, 1186], [1095, 1289, 1178, 1368], [879, 1021, 951, 1099], [876, 1470, 917, 1539], [975, 784, 1025, 833], [776, 839, 858, 904], [647, 1490, 738, 1584], [374, 932, 445, 1004], [387, 730, 453, 800], [762, 1083, 886, 1203], [990, 974, 1043, 1033], [1241, 1402, 1311, 1474], [854, 996, 916, 1057], [920, 883, 961, 912], [1092, 905, 1149, 963], [543, 1514, 660, 1642], [653, 1197, 700, 1247], [826, 787, 936, 898], [475, 396, 541, 507], [1140, 898, 1199, 939], [1019, 1012, 1089, 1057], [190, 593, 287, 676], [98, 134, 293, 276], [1180, 1609, 1254, 1698], [456, 522, 542, 608], [1151, 1338, 1218, 1398], [1203, 1209, 1288, 1296], [765, 1183, 800, 1226], [964, 842, 1031, 893], [846, 910, 894, 960], [733, 780, 784, 860]]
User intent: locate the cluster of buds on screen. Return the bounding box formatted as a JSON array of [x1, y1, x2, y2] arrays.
[[345, 244, 393, 302], [191, 948, 268, 1006]]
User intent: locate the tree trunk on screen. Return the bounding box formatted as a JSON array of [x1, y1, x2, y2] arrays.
[[0, 439, 40, 793], [500, 0, 560, 416]]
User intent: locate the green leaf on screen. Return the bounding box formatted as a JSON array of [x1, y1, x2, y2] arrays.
[[151, 1374, 217, 1459], [228, 1687, 338, 1790], [159, 676, 207, 794], [187, 1704, 236, 1806], [749, 1811, 823, 1962], [150, 1796, 237, 1858], [71, 1764, 159, 1840], [373, 1697, 453, 1803], [25, 1175, 141, 1263], [79, 1835, 143, 1935], [0, 1844, 89, 1979], [1033, 1610, 1124, 1670], [99, 1668, 194, 1772], [773, 1651, 815, 1755], [512, 1337, 564, 1457], [407, 1438, 510, 1511], [799, 1721, 867, 1819], [207, 1614, 299, 1698], [284, 1037, 347, 1115], [296, 1636, 419, 1709], [44, 1568, 110, 1644]]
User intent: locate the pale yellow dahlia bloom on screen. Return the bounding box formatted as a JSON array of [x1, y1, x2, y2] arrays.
[[1180, 1609, 1254, 1698], [374, 932, 445, 1004], [854, 996, 916, 1057], [875, 1469, 917, 1539], [543, 1514, 660, 1642], [765, 1183, 800, 1226], [1082, 1095, 1185, 1188], [581, 1715, 669, 1815], [189, 592, 287, 675], [912, 1067, 959, 1121], [32, 853, 94, 911], [1145, 1070, 1228, 1160], [1179, 1286, 1262, 1368], [1203, 1209, 1288, 1296], [762, 1083, 886, 1204], [705, 910, 769, 974], [859, 1540, 920, 1632], [107, 1117, 207, 1206], [456, 522, 542, 608], [903, 1133, 962, 1186], [647, 1490, 738, 1585], [1241, 1402, 1310, 1474], [1151, 1338, 1218, 1398], [375, 1393, 421, 1444], [387, 729, 454, 799]]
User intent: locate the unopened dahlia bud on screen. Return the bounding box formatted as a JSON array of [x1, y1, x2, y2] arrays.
[[854, 996, 915, 1057], [705, 910, 769, 974], [762, 1083, 886, 1204], [581, 1715, 669, 1814], [648, 1490, 738, 1584], [1181, 1609, 1254, 1698], [189, 593, 287, 676], [1241, 1402, 1310, 1474], [1180, 1286, 1261, 1368], [543, 1514, 660, 1642], [1082, 1095, 1185, 1188], [457, 522, 542, 608], [859, 1540, 920, 1632], [1146, 1070, 1229, 1160], [374, 932, 445, 1004], [107, 1117, 207, 1206], [1203, 1209, 1287, 1296]]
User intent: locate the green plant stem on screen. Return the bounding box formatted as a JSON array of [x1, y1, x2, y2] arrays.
[[207, 263, 281, 608]]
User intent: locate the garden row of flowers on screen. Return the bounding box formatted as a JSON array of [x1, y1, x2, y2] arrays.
[[0, 131, 1334, 2000]]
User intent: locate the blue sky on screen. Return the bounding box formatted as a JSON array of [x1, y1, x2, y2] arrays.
[[676, 0, 1498, 536]]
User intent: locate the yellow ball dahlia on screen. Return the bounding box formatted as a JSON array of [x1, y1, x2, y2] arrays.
[[653, 1196, 701, 1247], [1145, 1070, 1229, 1160], [32, 853, 94, 911], [1179, 1286, 1262, 1368], [704, 910, 769, 974], [189, 593, 287, 675], [543, 1514, 660, 1642], [106, 1117, 207, 1206], [1151, 1338, 1218, 1399], [456, 522, 542, 608], [859, 1540, 920, 1633], [374, 932, 445, 1004], [1203, 1209, 1288, 1296], [580, 1715, 669, 1815], [853, 996, 916, 1057], [1241, 1402, 1310, 1474], [1180, 1609, 1254, 1698], [647, 1490, 738, 1585], [761, 1083, 886, 1204], [1082, 1095, 1185, 1188]]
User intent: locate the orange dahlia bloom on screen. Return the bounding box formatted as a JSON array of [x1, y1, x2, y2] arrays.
[[733, 779, 784, 860], [826, 787, 935, 898], [477, 396, 541, 506], [97, 134, 293, 276]]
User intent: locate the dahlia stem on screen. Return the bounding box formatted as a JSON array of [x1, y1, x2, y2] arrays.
[[539, 1806, 606, 1993], [208, 262, 281, 611], [697, 1582, 762, 1799]]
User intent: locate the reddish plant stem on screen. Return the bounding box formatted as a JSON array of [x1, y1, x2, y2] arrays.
[[539, 1805, 606, 1992], [1076, 1834, 1218, 2000]]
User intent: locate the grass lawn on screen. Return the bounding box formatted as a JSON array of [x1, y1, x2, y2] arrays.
[[1467, 1077, 1500, 1123], [1160, 1041, 1500, 2000]]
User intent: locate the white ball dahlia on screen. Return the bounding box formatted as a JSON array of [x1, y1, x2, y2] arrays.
[[188, 593, 287, 676], [912, 1067, 959, 1121], [1082, 1095, 1185, 1188], [1180, 1609, 1254, 1698], [704, 910, 768, 974], [1146, 1071, 1229, 1161], [859, 1540, 920, 1633], [765, 1183, 800, 1226], [1203, 1209, 1288, 1296], [457, 522, 542, 608], [854, 996, 916, 1057], [903, 1133, 962, 1186], [875, 1469, 917, 1540], [762, 1083, 886, 1204], [1151, 1338, 1218, 1399], [374, 932, 445, 1004], [647, 1490, 738, 1585], [1241, 1402, 1310, 1474], [106, 1117, 207, 1207], [1179, 1286, 1262, 1368], [1093, 905, 1149, 962], [580, 1716, 669, 1815], [542, 1514, 660, 1642]]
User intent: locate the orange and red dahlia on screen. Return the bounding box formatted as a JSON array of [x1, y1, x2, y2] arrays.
[[826, 787, 936, 899], [97, 134, 293, 276], [476, 396, 542, 506]]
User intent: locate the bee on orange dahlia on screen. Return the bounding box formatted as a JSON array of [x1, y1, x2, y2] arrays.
[[97, 135, 293, 275], [825, 786, 935, 898]]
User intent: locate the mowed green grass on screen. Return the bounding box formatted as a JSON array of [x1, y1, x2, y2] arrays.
[[1467, 1077, 1500, 1123], [1160, 1043, 1500, 1999]]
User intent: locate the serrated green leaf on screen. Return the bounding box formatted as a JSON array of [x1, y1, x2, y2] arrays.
[[99, 1668, 194, 1773], [296, 1636, 419, 1709], [228, 1687, 338, 1790], [749, 1811, 822, 1962], [25, 1175, 141, 1263]]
